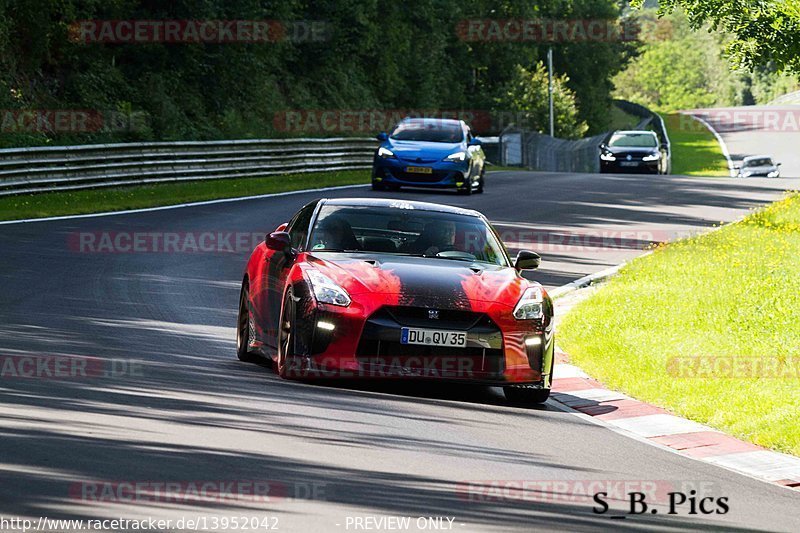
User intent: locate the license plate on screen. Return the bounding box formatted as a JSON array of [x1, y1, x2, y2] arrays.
[[406, 166, 433, 174], [400, 328, 467, 347], [619, 161, 639, 167]]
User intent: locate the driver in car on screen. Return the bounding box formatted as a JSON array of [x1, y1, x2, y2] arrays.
[[404, 220, 456, 256], [311, 216, 360, 251]]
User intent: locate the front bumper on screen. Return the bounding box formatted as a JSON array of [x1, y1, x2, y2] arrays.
[[285, 292, 555, 385], [372, 156, 469, 188], [600, 158, 660, 174]]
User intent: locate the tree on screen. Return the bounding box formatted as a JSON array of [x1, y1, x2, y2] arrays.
[[612, 10, 749, 111], [633, 0, 800, 72], [496, 63, 588, 139]]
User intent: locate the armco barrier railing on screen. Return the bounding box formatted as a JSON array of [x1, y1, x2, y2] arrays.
[[0, 137, 378, 196], [499, 100, 671, 174]]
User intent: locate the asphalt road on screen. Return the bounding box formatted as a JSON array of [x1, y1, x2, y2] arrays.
[[2, 172, 800, 532], [687, 105, 800, 178]]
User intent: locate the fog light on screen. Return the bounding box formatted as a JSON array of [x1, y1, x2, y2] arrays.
[[317, 321, 335, 331], [525, 336, 542, 347]]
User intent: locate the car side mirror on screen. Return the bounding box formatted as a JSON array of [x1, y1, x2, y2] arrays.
[[266, 231, 292, 253], [777, 162, 782, 166], [275, 222, 289, 232], [515, 250, 541, 270], [376, 132, 389, 141], [469, 137, 482, 146]]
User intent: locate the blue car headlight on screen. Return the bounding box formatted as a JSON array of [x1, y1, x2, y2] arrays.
[[443, 151, 467, 162], [378, 147, 396, 159], [600, 151, 616, 161], [642, 152, 660, 162]]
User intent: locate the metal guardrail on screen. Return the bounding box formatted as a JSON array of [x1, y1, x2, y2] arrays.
[[522, 132, 607, 173], [0, 138, 378, 196], [499, 100, 671, 174], [769, 90, 800, 105]]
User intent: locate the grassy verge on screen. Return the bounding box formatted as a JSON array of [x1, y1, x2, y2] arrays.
[[558, 193, 800, 456], [0, 169, 370, 221], [664, 113, 729, 177]]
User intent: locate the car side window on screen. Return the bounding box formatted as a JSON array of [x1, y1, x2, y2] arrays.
[[287, 203, 316, 250]]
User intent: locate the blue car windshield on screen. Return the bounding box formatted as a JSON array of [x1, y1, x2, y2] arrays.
[[390, 121, 464, 143]]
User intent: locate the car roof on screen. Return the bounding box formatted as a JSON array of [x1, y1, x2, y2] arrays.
[[742, 155, 773, 162], [399, 117, 465, 127], [320, 198, 482, 217], [612, 130, 657, 136]]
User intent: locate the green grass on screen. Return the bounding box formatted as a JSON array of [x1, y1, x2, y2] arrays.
[[0, 169, 370, 221], [664, 113, 730, 177], [558, 194, 800, 456]]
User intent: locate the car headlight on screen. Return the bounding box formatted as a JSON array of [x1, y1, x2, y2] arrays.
[[600, 152, 616, 161], [768, 171, 779, 178], [305, 269, 351, 307], [742, 171, 752, 178], [378, 147, 396, 159], [444, 151, 467, 162], [513, 286, 544, 320], [642, 153, 660, 161]]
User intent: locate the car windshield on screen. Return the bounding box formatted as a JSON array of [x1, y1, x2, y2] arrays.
[[608, 133, 658, 148], [744, 158, 772, 167], [308, 205, 508, 266], [390, 121, 464, 143]]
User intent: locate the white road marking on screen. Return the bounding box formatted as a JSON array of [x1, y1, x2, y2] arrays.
[[0, 183, 369, 226], [683, 112, 736, 177]]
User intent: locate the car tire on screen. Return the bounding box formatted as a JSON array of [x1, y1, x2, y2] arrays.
[[371, 181, 386, 191], [458, 177, 473, 195], [277, 287, 300, 379], [503, 386, 551, 405], [236, 280, 259, 363], [476, 169, 485, 194]]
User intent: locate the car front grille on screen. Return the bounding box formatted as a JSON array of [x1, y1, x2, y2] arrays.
[[390, 170, 451, 183], [355, 306, 504, 378]]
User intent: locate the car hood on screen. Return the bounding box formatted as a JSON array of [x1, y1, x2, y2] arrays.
[[604, 146, 659, 155], [307, 252, 530, 309], [386, 140, 464, 161], [741, 165, 776, 174]]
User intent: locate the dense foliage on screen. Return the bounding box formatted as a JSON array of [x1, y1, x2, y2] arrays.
[[636, 0, 800, 73], [0, 0, 629, 147], [497, 63, 588, 139], [613, 8, 798, 111]]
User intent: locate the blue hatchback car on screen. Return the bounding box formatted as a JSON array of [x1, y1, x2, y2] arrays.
[[372, 118, 486, 194]]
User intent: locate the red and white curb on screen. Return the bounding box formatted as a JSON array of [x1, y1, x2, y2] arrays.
[[550, 354, 800, 491]]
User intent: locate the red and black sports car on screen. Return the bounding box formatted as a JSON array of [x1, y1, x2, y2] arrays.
[[236, 198, 554, 404]]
